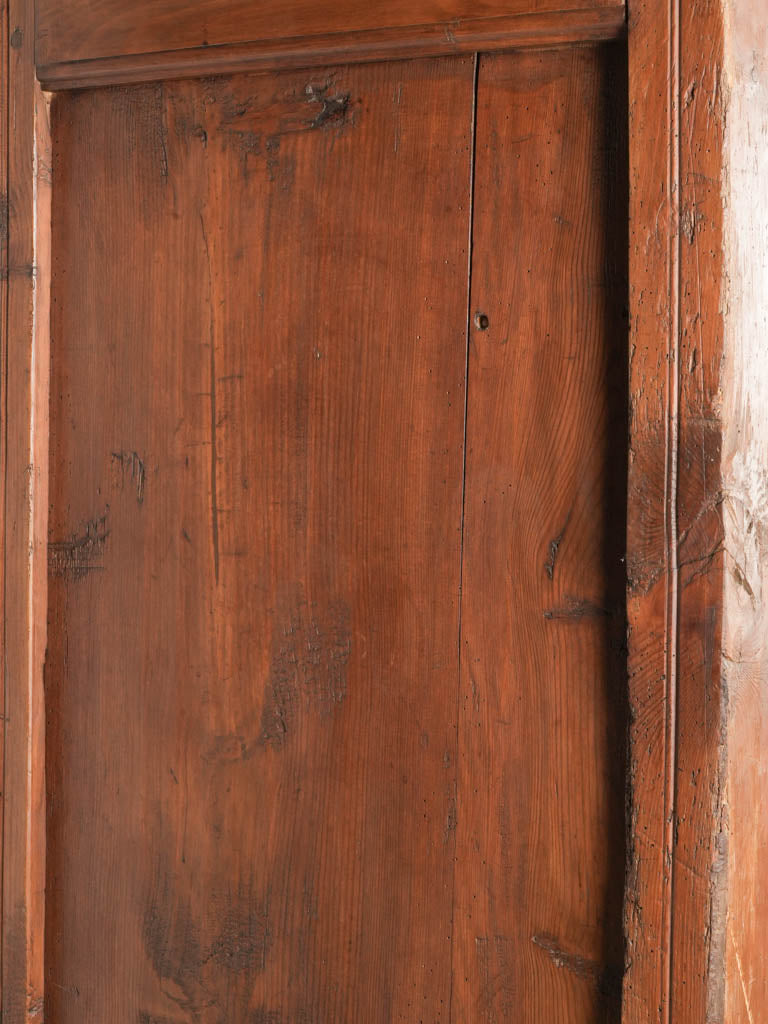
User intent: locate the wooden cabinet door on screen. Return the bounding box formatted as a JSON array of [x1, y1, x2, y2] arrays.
[[36, 44, 628, 1022], [6, 0, 765, 1020]]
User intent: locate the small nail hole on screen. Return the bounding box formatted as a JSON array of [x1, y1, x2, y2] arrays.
[[474, 312, 490, 330]]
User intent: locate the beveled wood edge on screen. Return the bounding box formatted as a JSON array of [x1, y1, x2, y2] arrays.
[[37, 6, 626, 90]]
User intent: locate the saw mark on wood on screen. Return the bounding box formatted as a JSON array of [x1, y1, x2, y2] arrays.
[[48, 511, 110, 579]]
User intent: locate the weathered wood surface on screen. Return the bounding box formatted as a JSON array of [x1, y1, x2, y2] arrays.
[[45, 58, 474, 1022], [623, 0, 768, 1021], [44, 48, 628, 1021], [452, 46, 627, 1023], [36, 9, 627, 91], [1, 0, 50, 1017], [36, 0, 624, 75], [721, 4, 768, 1021]]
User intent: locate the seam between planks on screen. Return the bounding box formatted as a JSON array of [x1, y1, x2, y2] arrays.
[[449, 50, 479, 1024]]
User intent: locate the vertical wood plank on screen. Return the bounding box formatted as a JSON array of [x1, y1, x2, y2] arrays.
[[2, 0, 50, 1016], [623, 0, 729, 1017], [45, 59, 474, 1022], [452, 45, 627, 1024]]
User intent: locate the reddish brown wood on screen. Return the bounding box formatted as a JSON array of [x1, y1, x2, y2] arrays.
[[37, 8, 627, 92], [45, 58, 474, 1021], [451, 46, 628, 1023], [42, 43, 632, 1020], [622, 0, 730, 1019], [1, 0, 50, 1017], [0, 0, 761, 1017], [35, 0, 624, 71]]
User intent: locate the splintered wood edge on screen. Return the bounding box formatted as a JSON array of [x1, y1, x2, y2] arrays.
[[36, 7, 626, 91]]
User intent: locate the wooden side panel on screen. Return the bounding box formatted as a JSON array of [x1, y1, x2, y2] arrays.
[[35, 0, 624, 70], [451, 46, 627, 1023], [722, 5, 768, 1022], [45, 59, 473, 1022]]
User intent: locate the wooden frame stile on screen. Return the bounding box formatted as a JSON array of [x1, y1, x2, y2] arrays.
[[2, 0, 50, 1017], [623, 0, 728, 1018], [625, 0, 768, 1022], [1, 0, 766, 1018]]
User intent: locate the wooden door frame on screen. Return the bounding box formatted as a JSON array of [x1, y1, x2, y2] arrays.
[[2, 0, 763, 1019]]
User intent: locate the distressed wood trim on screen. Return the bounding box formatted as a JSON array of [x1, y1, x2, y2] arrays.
[[719, 7, 768, 1021], [37, 7, 626, 90], [624, 0, 729, 1019], [2, 0, 50, 1017]]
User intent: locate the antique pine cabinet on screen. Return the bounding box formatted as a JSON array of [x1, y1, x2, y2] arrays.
[[1, 0, 766, 1020]]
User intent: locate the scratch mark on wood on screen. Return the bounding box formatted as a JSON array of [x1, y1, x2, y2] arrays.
[[729, 921, 756, 1024], [199, 211, 220, 584], [111, 450, 146, 503], [155, 84, 169, 181], [443, 798, 457, 843], [543, 595, 609, 620], [681, 203, 705, 244], [680, 540, 724, 589], [260, 595, 351, 748], [731, 562, 755, 599], [532, 933, 622, 997], [677, 490, 724, 548], [544, 510, 571, 580], [49, 512, 109, 579]]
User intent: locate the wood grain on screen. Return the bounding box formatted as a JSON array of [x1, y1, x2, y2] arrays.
[[720, 5, 768, 1022], [622, 0, 729, 1018], [1, 0, 50, 1017], [451, 46, 628, 1023], [35, 0, 624, 70], [45, 59, 474, 1021], [37, 8, 627, 92], [0, 0, 763, 1014]]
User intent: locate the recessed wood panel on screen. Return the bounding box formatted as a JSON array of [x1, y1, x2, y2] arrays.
[[44, 45, 627, 1023], [451, 46, 628, 1022], [46, 58, 474, 1021]]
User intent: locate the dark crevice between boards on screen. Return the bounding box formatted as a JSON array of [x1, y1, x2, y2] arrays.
[[448, 49, 480, 1023]]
